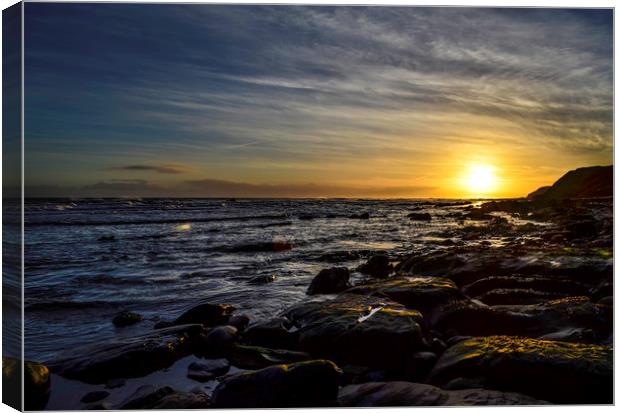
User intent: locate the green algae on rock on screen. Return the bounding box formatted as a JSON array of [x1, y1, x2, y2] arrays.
[[344, 276, 463, 315], [285, 294, 424, 369], [429, 335, 612, 404]]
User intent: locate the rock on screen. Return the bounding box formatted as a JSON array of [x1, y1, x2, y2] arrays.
[[173, 302, 235, 327], [81, 391, 110, 403], [98, 235, 116, 242], [598, 296, 613, 306], [284, 294, 425, 370], [407, 212, 432, 221], [358, 254, 392, 278], [476, 288, 565, 305], [212, 360, 342, 408], [21, 360, 51, 410], [345, 276, 462, 315], [117, 385, 175, 409], [248, 274, 277, 285], [429, 336, 613, 404], [538, 328, 596, 343], [529, 165, 612, 200], [228, 345, 311, 370], [338, 382, 546, 406], [463, 276, 589, 299], [49, 324, 205, 383], [112, 310, 144, 327], [307, 267, 351, 295], [430, 337, 447, 354], [590, 280, 613, 302], [187, 359, 230, 382], [153, 320, 173, 329], [227, 314, 250, 331], [205, 326, 238, 351], [349, 212, 370, 219], [405, 352, 437, 381], [243, 317, 300, 350], [147, 391, 210, 409], [105, 378, 126, 389]]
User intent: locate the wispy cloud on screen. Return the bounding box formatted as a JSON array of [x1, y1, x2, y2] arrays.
[[109, 164, 189, 174]]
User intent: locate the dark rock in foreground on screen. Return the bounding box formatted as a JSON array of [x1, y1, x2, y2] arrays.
[[307, 267, 351, 295], [429, 335, 613, 404], [407, 212, 432, 221], [345, 276, 462, 316], [358, 254, 392, 278], [338, 381, 547, 406], [118, 385, 210, 409], [173, 302, 235, 327], [212, 360, 342, 408], [284, 294, 425, 369], [528, 165, 612, 200], [49, 324, 205, 383], [22, 360, 51, 410]]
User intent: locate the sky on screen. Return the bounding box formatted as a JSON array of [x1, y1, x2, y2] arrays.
[[23, 4, 613, 198]]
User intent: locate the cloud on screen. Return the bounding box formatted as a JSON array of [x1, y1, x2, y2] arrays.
[[110, 164, 188, 174], [26, 178, 435, 198]]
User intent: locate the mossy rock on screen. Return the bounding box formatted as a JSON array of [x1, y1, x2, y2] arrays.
[[429, 336, 612, 404], [212, 360, 342, 408], [285, 294, 424, 370], [345, 276, 463, 315]]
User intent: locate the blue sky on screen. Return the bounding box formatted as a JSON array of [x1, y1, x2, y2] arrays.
[[24, 4, 613, 198]]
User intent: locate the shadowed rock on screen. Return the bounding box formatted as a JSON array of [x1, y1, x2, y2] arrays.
[[429, 336, 613, 404], [187, 359, 230, 382], [49, 324, 205, 383], [227, 345, 312, 370], [307, 267, 351, 295], [172, 303, 235, 327], [358, 254, 393, 278], [112, 311, 144, 327], [338, 381, 548, 406], [212, 360, 342, 408], [117, 385, 210, 409], [407, 212, 432, 221]]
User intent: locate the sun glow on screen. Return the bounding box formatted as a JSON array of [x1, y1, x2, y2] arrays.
[[461, 164, 499, 197]]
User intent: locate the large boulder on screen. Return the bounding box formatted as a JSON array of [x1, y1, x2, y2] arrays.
[[49, 324, 205, 383], [112, 311, 144, 327], [284, 294, 425, 370], [172, 302, 235, 326], [307, 267, 351, 295], [431, 296, 612, 341], [345, 276, 462, 316], [211, 360, 342, 408], [528, 165, 612, 200], [429, 336, 613, 404], [23, 360, 51, 410], [243, 317, 300, 350], [338, 381, 547, 406], [358, 255, 393, 278]]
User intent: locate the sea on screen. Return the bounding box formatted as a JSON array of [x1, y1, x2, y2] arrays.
[[23, 198, 478, 363]]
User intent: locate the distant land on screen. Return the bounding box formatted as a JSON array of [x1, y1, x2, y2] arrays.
[[528, 165, 613, 200]]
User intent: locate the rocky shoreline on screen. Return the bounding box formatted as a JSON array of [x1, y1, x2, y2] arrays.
[[7, 190, 613, 409]]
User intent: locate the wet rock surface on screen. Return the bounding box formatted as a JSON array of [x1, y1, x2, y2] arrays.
[[49, 324, 205, 383], [284, 294, 425, 369], [212, 360, 342, 408], [307, 267, 351, 295], [429, 336, 613, 404], [338, 381, 547, 406], [42, 191, 613, 407]]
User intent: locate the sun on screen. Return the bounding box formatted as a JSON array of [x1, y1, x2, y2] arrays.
[[461, 164, 498, 196]]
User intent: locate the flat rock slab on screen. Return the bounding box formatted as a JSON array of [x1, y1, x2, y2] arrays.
[[345, 276, 462, 314], [117, 385, 210, 409], [284, 294, 424, 369], [49, 324, 205, 384], [338, 381, 547, 406], [187, 359, 230, 382], [212, 360, 342, 408], [429, 335, 613, 404]]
